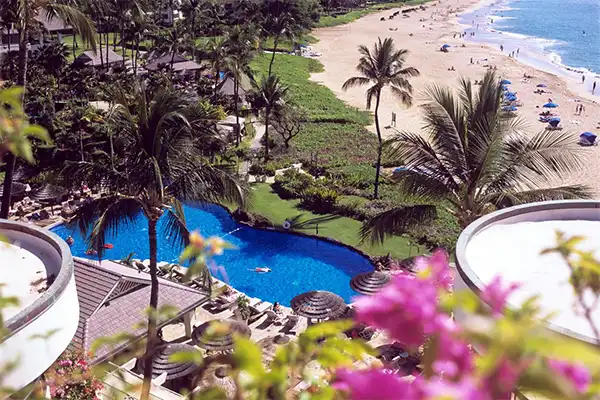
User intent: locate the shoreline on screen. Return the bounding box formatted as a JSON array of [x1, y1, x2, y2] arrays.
[[456, 0, 600, 101], [309, 0, 600, 196]]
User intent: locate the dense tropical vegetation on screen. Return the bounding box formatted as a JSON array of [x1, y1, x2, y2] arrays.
[[0, 0, 593, 398]]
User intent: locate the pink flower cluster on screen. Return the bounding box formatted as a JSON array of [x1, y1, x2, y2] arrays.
[[48, 352, 103, 400], [336, 251, 592, 399]]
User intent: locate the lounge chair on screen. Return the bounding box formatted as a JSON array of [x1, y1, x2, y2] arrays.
[[279, 315, 299, 335], [250, 310, 278, 329], [203, 297, 237, 313]]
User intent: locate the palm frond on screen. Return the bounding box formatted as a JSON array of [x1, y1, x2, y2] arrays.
[[286, 214, 342, 230], [45, 3, 97, 51], [360, 205, 437, 244], [341, 76, 371, 91], [163, 199, 190, 249], [485, 185, 593, 208]]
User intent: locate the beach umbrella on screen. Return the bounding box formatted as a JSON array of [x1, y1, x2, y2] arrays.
[[290, 290, 346, 320], [442, 44, 451, 48], [502, 85, 509, 91], [350, 271, 391, 295], [192, 320, 251, 352], [536, 83, 547, 88], [504, 91, 516, 97], [502, 106, 518, 112], [579, 132, 597, 146], [548, 117, 561, 123], [543, 102, 558, 108], [140, 343, 201, 380], [500, 79, 512, 85], [548, 119, 561, 128], [195, 365, 236, 398], [257, 334, 291, 365]]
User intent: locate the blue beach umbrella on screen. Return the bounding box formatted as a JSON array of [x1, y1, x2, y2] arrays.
[[442, 44, 451, 48], [504, 95, 517, 101], [536, 83, 547, 88], [502, 85, 510, 91], [502, 106, 518, 112], [548, 117, 561, 123], [501, 79, 512, 85], [543, 102, 558, 108], [504, 91, 516, 97]]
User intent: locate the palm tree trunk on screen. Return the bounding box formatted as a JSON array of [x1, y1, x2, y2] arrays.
[[1, 34, 28, 219], [234, 75, 240, 146], [121, 26, 126, 67], [268, 35, 279, 77], [72, 35, 77, 59], [373, 90, 382, 200], [213, 65, 220, 102], [264, 107, 270, 160], [98, 31, 104, 69], [170, 50, 176, 76], [105, 31, 110, 67], [141, 217, 160, 400]]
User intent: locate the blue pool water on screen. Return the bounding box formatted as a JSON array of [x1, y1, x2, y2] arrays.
[[50, 204, 373, 305]]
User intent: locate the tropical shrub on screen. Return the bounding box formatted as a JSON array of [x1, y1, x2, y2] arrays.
[[263, 163, 278, 177], [248, 163, 265, 176], [301, 186, 339, 213], [45, 352, 103, 399], [272, 169, 314, 199]]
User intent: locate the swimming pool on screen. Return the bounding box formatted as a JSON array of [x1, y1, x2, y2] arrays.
[[50, 204, 374, 305]]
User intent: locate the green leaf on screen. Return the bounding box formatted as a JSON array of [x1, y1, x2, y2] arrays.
[[301, 321, 353, 341], [234, 337, 265, 377], [169, 350, 203, 366], [190, 387, 229, 400]]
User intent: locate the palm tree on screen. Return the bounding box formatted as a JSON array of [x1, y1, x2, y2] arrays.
[[251, 74, 288, 160], [360, 71, 590, 243], [342, 37, 419, 199], [0, 0, 97, 219], [61, 82, 245, 399], [224, 25, 257, 146], [205, 36, 227, 101]]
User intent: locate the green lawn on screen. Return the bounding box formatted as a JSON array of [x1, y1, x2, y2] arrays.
[[315, 0, 429, 28], [246, 183, 421, 259], [61, 33, 136, 62]]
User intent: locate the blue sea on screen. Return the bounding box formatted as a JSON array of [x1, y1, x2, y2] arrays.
[[459, 0, 600, 90]]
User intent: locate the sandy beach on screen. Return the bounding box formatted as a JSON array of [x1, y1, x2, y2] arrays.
[[310, 0, 600, 196]]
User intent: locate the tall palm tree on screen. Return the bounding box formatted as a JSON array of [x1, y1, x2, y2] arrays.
[[205, 36, 227, 101], [61, 82, 245, 399], [342, 37, 419, 199], [360, 71, 590, 243], [224, 25, 257, 146], [251, 74, 288, 160], [0, 0, 97, 219]]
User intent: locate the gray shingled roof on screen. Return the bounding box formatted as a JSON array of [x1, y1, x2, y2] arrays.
[[72, 258, 209, 363], [74, 49, 123, 67]]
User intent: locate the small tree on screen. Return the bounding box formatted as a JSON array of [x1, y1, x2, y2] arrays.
[[251, 74, 289, 160], [272, 105, 305, 148]]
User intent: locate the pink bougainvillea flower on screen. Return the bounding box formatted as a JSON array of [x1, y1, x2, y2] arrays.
[[548, 359, 591, 394], [480, 276, 520, 317], [354, 274, 444, 347], [414, 250, 454, 292], [422, 377, 485, 400], [334, 368, 424, 400], [432, 332, 475, 379], [479, 358, 527, 400]]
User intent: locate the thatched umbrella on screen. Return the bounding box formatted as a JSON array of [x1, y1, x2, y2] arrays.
[[350, 271, 391, 295], [290, 290, 346, 321], [192, 320, 251, 352], [30, 184, 68, 204], [145, 343, 200, 380], [256, 334, 290, 365], [195, 364, 236, 398]]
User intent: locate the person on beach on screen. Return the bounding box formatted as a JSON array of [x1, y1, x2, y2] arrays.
[[500, 44, 503, 52], [593, 81, 597, 94], [516, 48, 520, 57], [582, 75, 586, 84]]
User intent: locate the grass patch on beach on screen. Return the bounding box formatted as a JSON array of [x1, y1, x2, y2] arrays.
[[247, 183, 420, 259], [315, 0, 429, 28]]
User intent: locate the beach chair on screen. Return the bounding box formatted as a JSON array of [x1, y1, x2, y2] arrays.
[[279, 315, 299, 335]]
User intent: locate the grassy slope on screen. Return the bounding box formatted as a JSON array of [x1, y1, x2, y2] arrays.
[[315, 0, 429, 28], [248, 183, 420, 259], [251, 53, 376, 167]]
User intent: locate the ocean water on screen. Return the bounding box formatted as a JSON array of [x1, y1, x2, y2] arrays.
[[50, 204, 373, 305], [459, 0, 600, 88]]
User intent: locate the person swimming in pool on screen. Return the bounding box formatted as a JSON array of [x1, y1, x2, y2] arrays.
[[66, 236, 74, 246], [249, 266, 272, 273]]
